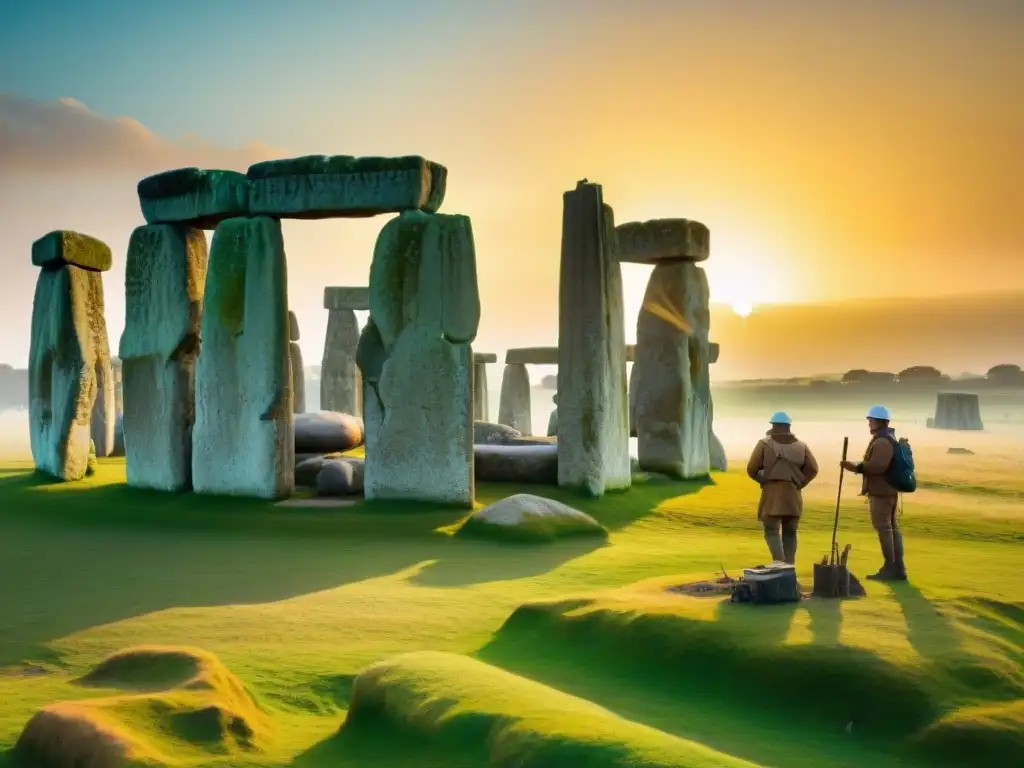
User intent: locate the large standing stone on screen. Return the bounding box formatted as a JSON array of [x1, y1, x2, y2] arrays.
[[288, 311, 306, 413], [633, 261, 712, 479], [28, 231, 114, 481], [472, 352, 496, 422], [357, 210, 480, 506], [498, 363, 532, 436], [556, 181, 631, 496], [247, 155, 447, 219], [932, 392, 984, 430], [137, 168, 250, 229], [322, 287, 367, 417], [119, 225, 207, 491], [192, 216, 294, 499]]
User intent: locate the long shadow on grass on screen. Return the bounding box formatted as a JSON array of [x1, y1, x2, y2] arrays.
[[289, 723, 482, 768], [0, 470, 469, 667]]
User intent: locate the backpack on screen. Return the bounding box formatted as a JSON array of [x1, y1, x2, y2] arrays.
[[883, 434, 917, 493]]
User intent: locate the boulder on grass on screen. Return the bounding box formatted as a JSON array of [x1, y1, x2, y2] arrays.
[[474, 421, 523, 445], [459, 493, 607, 542], [316, 458, 365, 496], [474, 443, 558, 484]]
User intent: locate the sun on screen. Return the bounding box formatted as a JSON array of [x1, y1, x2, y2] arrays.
[[732, 301, 754, 318]]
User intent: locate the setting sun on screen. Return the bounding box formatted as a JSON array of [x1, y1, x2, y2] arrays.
[[732, 302, 754, 317]]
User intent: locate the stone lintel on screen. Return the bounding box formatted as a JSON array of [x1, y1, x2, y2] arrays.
[[616, 218, 710, 264], [473, 352, 497, 364], [324, 286, 370, 311], [506, 345, 635, 365]]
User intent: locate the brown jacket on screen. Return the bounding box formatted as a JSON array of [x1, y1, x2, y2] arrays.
[[747, 430, 820, 519], [857, 431, 898, 497]]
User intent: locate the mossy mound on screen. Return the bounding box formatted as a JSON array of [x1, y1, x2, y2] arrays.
[[13, 646, 268, 767], [342, 650, 760, 767], [458, 493, 609, 543], [909, 699, 1024, 765]]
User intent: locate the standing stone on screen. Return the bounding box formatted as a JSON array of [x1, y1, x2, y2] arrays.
[[119, 225, 207, 491], [288, 311, 306, 414], [628, 364, 638, 438], [633, 261, 712, 479], [28, 231, 115, 481], [708, 342, 726, 471], [192, 216, 294, 499], [498, 363, 532, 436], [357, 210, 480, 507], [472, 352, 496, 422], [556, 181, 631, 496], [933, 392, 984, 430], [547, 391, 559, 437], [322, 287, 367, 417]]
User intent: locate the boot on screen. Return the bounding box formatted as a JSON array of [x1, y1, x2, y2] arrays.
[[890, 530, 908, 581], [782, 529, 798, 565], [867, 530, 898, 581], [763, 529, 785, 563]]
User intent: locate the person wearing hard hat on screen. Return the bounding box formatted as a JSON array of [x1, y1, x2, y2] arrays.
[[841, 405, 907, 581], [746, 412, 820, 564]]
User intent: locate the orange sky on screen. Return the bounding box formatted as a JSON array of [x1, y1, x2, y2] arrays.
[[0, 1, 1021, 372]]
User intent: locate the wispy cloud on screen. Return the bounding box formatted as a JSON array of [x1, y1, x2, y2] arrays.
[[0, 93, 287, 176]]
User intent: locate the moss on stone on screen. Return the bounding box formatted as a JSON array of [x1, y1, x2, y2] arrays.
[[205, 220, 248, 337], [137, 168, 248, 201], [31, 230, 113, 272], [246, 154, 431, 180]]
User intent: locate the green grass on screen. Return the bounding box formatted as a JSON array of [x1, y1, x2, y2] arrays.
[[0, 443, 1021, 767]]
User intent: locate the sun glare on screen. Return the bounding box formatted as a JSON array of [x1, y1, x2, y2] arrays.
[[732, 301, 754, 317]]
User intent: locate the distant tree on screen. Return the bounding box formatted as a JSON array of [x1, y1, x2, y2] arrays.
[[987, 364, 1023, 386], [842, 369, 895, 385], [540, 374, 558, 390], [897, 366, 943, 385]]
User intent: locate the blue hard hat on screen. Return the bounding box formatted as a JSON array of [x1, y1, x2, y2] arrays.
[[769, 411, 792, 425], [866, 405, 891, 420]]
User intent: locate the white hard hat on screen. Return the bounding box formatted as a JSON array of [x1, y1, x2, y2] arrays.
[[866, 405, 891, 420], [769, 411, 792, 425]]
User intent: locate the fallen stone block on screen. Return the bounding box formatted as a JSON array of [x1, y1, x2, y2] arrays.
[[474, 443, 558, 484], [119, 224, 207, 491], [137, 167, 250, 228], [616, 218, 710, 264], [459, 493, 606, 542], [192, 216, 294, 499], [557, 181, 631, 495], [324, 286, 370, 312], [294, 411, 364, 454], [31, 230, 113, 272], [247, 155, 447, 219]]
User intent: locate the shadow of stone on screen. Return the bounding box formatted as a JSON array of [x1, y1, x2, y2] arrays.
[[805, 596, 844, 647], [889, 582, 963, 661], [713, 595, 800, 648]]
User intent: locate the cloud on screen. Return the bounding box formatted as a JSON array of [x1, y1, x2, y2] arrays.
[[0, 93, 287, 176]]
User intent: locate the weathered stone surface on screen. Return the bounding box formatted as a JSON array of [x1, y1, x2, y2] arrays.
[[316, 457, 365, 496], [295, 452, 345, 486], [472, 357, 490, 421], [321, 307, 362, 416], [634, 261, 712, 479], [474, 443, 558, 484], [933, 392, 984, 430], [628, 364, 638, 438], [473, 352, 497, 364], [557, 181, 631, 495], [498, 363, 532, 435], [288, 311, 300, 341], [31, 230, 113, 272], [616, 218, 710, 264], [28, 259, 113, 481], [192, 216, 294, 499], [290, 342, 306, 413], [474, 420, 522, 445], [360, 210, 480, 506], [247, 155, 447, 219], [460, 493, 606, 541], [119, 224, 207, 491], [294, 411, 363, 453], [324, 286, 370, 311], [137, 168, 250, 229]]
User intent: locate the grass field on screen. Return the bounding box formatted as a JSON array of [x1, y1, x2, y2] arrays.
[[0, 414, 1021, 767]]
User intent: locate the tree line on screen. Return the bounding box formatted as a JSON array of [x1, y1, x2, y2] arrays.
[[841, 364, 1024, 386]]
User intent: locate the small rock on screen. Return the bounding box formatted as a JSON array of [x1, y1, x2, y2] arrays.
[[460, 493, 606, 541], [947, 447, 975, 455], [316, 458, 365, 496]]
